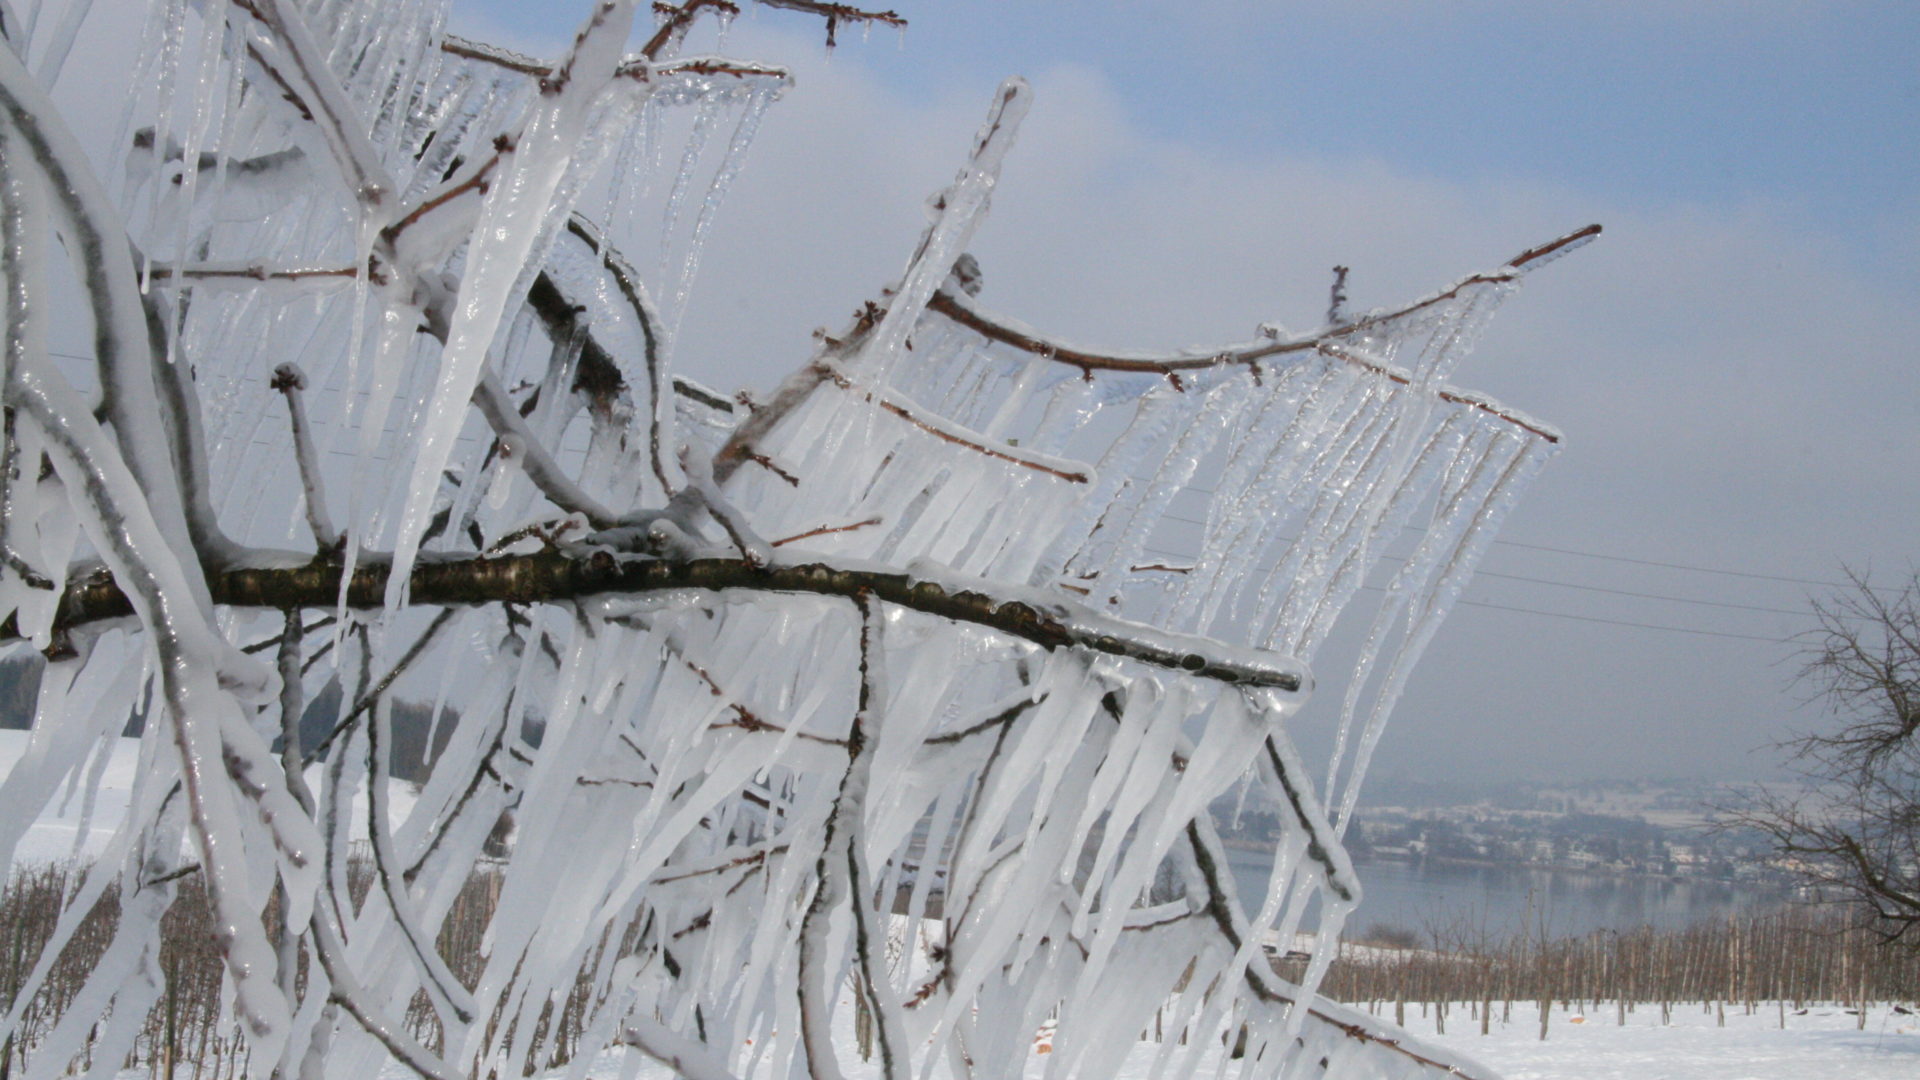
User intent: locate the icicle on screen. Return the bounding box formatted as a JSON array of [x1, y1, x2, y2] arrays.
[[853, 77, 1031, 387]]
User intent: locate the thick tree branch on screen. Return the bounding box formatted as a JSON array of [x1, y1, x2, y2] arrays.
[[26, 553, 1307, 691]]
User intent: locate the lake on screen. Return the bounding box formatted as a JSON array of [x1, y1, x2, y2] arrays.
[[1225, 849, 1791, 941]]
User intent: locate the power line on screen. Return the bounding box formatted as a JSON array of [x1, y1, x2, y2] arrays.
[[1444, 597, 1789, 644], [1464, 568, 1822, 619], [1150, 512, 1832, 620], [1137, 542, 1795, 643], [1478, 538, 1851, 589], [1174, 481, 1849, 589]]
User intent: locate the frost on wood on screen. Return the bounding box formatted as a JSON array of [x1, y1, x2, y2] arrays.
[[0, 2, 1580, 1078]]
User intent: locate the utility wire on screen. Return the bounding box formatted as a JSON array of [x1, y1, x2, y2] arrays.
[[1476, 538, 1852, 589], [1175, 482, 1852, 590], [1138, 542, 1798, 643], [1443, 597, 1788, 644], [1151, 512, 1838, 620]]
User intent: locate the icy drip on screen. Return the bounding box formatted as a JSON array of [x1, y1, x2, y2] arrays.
[[1042, 386, 1198, 585], [1330, 433, 1553, 833], [1163, 362, 1325, 632], [1086, 378, 1247, 607], [27, 0, 90, 89], [854, 77, 1030, 388], [1280, 383, 1449, 657], [654, 90, 721, 321], [384, 0, 637, 611], [663, 83, 776, 337]]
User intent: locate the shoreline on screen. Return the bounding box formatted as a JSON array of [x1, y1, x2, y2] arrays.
[[1215, 836, 1792, 893]]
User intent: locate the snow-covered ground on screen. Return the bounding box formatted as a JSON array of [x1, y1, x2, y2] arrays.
[[1, 728, 150, 864], [371, 998, 1913, 1080], [1403, 1001, 1917, 1080]]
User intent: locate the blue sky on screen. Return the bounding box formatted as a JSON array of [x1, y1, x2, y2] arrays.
[[469, 2, 1920, 264], [853, 3, 1918, 238], [436, 1, 1920, 783]]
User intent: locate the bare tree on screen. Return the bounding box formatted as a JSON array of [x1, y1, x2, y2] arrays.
[[1731, 570, 1920, 948], [0, 3, 1589, 1078]]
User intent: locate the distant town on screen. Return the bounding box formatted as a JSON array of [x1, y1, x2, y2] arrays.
[[1213, 775, 1801, 889]]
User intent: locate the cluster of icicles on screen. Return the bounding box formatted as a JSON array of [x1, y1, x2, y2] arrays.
[[0, 2, 1574, 1078]]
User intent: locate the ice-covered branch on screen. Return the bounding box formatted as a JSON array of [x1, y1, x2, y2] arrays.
[[1181, 820, 1493, 1080], [638, 0, 902, 61], [0, 121, 308, 1061], [270, 364, 341, 552], [471, 370, 622, 528], [0, 41, 202, 587], [229, 0, 395, 207], [307, 905, 464, 1080], [925, 223, 1598, 417], [872, 389, 1092, 481], [383, 0, 638, 612], [749, 0, 905, 48], [619, 1017, 742, 1080], [145, 262, 360, 286], [28, 554, 1308, 691], [553, 215, 674, 492]]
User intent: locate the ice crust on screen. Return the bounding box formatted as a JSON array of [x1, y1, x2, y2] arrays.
[[0, 3, 1563, 1079]]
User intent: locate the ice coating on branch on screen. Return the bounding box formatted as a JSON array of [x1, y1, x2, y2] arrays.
[[384, 0, 637, 610], [0, 2, 1574, 1078], [853, 76, 1030, 386]]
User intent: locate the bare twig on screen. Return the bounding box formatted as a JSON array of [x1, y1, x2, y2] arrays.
[[769, 517, 882, 548]]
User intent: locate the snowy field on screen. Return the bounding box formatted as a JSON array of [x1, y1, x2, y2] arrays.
[[354, 998, 1914, 1080], [1405, 1002, 1916, 1080]]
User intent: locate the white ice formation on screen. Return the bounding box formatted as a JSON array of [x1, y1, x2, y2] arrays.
[[0, 2, 1588, 1078]]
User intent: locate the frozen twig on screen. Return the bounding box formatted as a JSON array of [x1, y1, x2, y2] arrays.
[[797, 592, 905, 1079], [560, 215, 675, 494], [228, 0, 394, 208], [472, 369, 621, 528], [769, 517, 882, 548], [1326, 264, 1350, 325], [302, 607, 459, 766], [677, 445, 769, 565], [933, 225, 1603, 377], [270, 364, 341, 553], [363, 684, 480, 1027], [0, 42, 203, 585], [307, 905, 464, 1080], [146, 262, 359, 285]]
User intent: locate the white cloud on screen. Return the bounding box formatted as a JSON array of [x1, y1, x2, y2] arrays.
[[663, 23, 1916, 780]]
